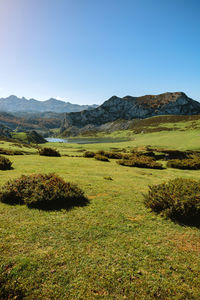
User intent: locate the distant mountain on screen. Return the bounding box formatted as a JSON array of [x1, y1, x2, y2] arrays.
[[0, 95, 98, 113], [60, 92, 200, 136]]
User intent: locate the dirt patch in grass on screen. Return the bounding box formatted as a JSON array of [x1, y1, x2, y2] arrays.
[[167, 233, 200, 253], [125, 214, 145, 222]]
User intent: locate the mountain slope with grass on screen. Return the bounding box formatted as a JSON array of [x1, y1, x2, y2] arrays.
[[61, 92, 200, 136]]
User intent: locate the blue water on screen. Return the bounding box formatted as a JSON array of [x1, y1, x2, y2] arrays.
[[46, 138, 68, 143]]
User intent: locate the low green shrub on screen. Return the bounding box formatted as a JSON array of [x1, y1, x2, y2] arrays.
[[0, 173, 88, 210], [104, 152, 123, 159], [95, 154, 109, 162], [96, 150, 105, 156], [104, 176, 113, 180], [109, 147, 127, 153], [143, 151, 156, 158], [84, 151, 95, 158], [0, 156, 12, 170], [167, 157, 200, 170], [39, 147, 61, 157], [117, 155, 164, 169], [144, 178, 200, 224], [160, 149, 190, 160], [122, 153, 132, 160], [0, 148, 13, 155], [0, 148, 24, 155]]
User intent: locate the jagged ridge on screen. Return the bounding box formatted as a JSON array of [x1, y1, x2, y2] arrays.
[[60, 92, 200, 136], [0, 95, 98, 113]]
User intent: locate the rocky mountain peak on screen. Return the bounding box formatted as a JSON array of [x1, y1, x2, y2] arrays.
[[60, 92, 200, 136]]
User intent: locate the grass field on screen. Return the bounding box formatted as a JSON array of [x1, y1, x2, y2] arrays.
[[0, 122, 200, 299]]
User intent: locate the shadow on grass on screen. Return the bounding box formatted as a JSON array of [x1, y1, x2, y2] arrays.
[[0, 166, 14, 171], [172, 217, 200, 229], [27, 196, 90, 211], [0, 270, 25, 300], [153, 212, 200, 229], [1, 196, 90, 212]]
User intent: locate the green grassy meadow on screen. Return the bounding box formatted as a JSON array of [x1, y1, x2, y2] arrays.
[[0, 123, 200, 299]]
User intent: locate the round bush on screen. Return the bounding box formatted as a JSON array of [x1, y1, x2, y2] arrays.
[[84, 151, 95, 158], [39, 147, 61, 157], [0, 173, 88, 209], [0, 156, 12, 170], [144, 178, 200, 223]]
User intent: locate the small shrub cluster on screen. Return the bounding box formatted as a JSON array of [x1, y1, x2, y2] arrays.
[[167, 157, 200, 170], [95, 154, 109, 162], [0, 173, 88, 210], [96, 150, 106, 156], [117, 155, 164, 169], [84, 151, 95, 158], [133, 126, 173, 134], [0, 156, 12, 170], [160, 149, 190, 160], [144, 178, 200, 224], [76, 149, 86, 152], [0, 148, 24, 155], [104, 152, 123, 159], [104, 176, 113, 180], [84, 150, 126, 160], [39, 147, 61, 157], [110, 147, 127, 153], [0, 148, 13, 155], [122, 153, 132, 160], [96, 150, 123, 159]]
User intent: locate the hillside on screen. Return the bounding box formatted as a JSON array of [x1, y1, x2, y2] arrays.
[[0, 123, 12, 138], [0, 111, 62, 133], [61, 92, 200, 136], [0, 95, 98, 113]]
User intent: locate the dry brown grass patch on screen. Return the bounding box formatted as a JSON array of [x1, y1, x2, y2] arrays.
[[167, 233, 200, 253]]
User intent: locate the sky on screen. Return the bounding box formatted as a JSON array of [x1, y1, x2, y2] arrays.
[[0, 0, 199, 104]]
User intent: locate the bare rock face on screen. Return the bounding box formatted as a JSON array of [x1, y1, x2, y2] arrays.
[[60, 92, 200, 136]]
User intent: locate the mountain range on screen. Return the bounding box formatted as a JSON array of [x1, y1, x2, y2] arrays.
[[60, 92, 200, 136], [0, 95, 98, 113]]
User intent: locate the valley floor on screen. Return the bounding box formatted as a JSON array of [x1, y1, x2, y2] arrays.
[[0, 127, 200, 299]]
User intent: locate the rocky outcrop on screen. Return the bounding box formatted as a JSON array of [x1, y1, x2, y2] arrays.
[[60, 92, 200, 136], [26, 131, 47, 144]]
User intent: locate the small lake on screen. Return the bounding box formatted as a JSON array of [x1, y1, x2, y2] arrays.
[[46, 137, 130, 144], [46, 138, 69, 143]]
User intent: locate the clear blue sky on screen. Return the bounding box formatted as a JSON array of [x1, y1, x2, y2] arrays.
[[0, 0, 199, 104]]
